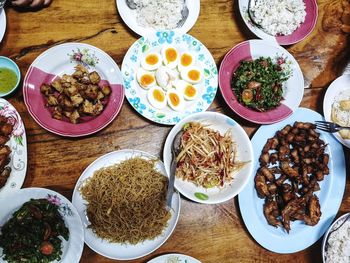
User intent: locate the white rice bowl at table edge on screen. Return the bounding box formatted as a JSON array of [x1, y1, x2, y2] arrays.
[[72, 149, 181, 260], [122, 31, 218, 125], [163, 111, 254, 204], [116, 0, 200, 36]]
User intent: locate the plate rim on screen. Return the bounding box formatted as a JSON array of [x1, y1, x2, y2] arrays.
[[0, 98, 27, 198], [219, 39, 304, 124], [147, 253, 202, 263], [0, 9, 6, 43], [238, 107, 346, 253], [72, 149, 181, 260], [163, 111, 254, 204], [0, 187, 85, 263], [121, 31, 218, 125], [22, 42, 124, 137], [115, 0, 200, 36], [323, 74, 350, 148]]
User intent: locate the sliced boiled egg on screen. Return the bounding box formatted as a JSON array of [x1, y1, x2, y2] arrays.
[[166, 88, 184, 111], [147, 86, 167, 109], [161, 45, 179, 69], [178, 52, 195, 71], [175, 79, 198, 101], [136, 68, 156, 89], [141, 52, 162, 71], [155, 66, 178, 91], [181, 66, 203, 84]]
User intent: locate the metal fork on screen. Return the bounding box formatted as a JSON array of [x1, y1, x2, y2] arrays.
[[177, 1, 189, 28], [315, 121, 350, 133]]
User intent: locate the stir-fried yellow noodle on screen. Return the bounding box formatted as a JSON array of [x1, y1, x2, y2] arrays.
[[80, 157, 171, 244]]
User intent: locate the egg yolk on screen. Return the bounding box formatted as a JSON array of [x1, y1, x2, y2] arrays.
[[184, 85, 196, 98], [181, 54, 193, 67], [188, 70, 201, 81], [140, 74, 155, 86], [153, 89, 165, 102], [166, 48, 178, 63], [145, 54, 159, 65], [169, 93, 180, 106]]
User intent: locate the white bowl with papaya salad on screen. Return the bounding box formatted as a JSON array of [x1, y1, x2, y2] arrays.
[[163, 112, 254, 204]]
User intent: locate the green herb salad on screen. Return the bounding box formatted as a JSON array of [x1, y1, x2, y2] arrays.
[[231, 57, 292, 112], [0, 198, 69, 263]]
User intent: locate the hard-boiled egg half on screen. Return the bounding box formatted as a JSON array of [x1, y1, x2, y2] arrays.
[[137, 68, 156, 89], [155, 66, 178, 91], [161, 45, 179, 69], [147, 86, 167, 109], [178, 52, 195, 72], [181, 66, 203, 84], [166, 89, 184, 111], [141, 52, 162, 71], [175, 79, 198, 101]]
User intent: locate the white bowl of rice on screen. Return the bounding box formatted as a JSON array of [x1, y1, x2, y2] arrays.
[[322, 213, 350, 263]]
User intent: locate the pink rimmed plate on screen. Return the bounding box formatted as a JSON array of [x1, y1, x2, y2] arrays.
[[23, 43, 124, 137], [219, 40, 304, 124], [238, 0, 318, 45]]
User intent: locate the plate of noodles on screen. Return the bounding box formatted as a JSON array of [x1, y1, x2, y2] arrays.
[[163, 111, 254, 204], [72, 149, 181, 260]]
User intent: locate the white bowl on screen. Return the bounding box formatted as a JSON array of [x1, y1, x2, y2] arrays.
[[322, 213, 350, 263], [163, 111, 254, 204]]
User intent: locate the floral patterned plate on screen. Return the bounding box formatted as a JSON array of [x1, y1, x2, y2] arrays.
[[23, 43, 124, 137], [148, 253, 201, 263], [238, 0, 318, 45], [122, 31, 218, 125], [219, 40, 304, 124], [0, 9, 5, 43], [0, 98, 27, 198], [0, 187, 84, 262], [72, 149, 181, 260]]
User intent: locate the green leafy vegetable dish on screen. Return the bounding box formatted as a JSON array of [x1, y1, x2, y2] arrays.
[[231, 57, 292, 112], [0, 198, 69, 263]]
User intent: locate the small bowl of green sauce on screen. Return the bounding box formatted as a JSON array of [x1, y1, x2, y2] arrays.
[[0, 56, 21, 97]]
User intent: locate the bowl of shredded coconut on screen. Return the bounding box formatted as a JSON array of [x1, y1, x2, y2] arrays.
[[322, 213, 350, 263], [238, 0, 318, 45], [116, 0, 200, 36]]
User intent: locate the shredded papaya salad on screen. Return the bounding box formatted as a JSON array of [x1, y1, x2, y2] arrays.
[[175, 122, 244, 188]]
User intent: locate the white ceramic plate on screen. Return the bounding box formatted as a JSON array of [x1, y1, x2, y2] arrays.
[[163, 111, 254, 204], [323, 74, 350, 148], [0, 187, 84, 263], [122, 31, 218, 125], [116, 0, 200, 36], [148, 253, 201, 263], [23, 42, 124, 137], [0, 98, 27, 198], [72, 149, 181, 260], [238, 108, 346, 253], [0, 9, 6, 42], [322, 213, 350, 263]]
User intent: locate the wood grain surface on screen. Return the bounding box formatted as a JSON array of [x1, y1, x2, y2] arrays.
[[0, 0, 349, 262]]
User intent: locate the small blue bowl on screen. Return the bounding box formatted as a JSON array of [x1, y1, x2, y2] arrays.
[[0, 56, 21, 97]]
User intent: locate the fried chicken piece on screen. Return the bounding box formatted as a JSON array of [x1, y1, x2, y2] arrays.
[[85, 85, 99, 100], [69, 110, 80, 124], [281, 161, 299, 178], [47, 95, 58, 106], [304, 195, 321, 226], [259, 167, 275, 182], [51, 80, 63, 93], [0, 123, 13, 137], [52, 107, 63, 120], [70, 94, 84, 107], [40, 84, 53, 96], [0, 135, 9, 145], [92, 100, 104, 116], [89, 71, 101, 84], [263, 199, 281, 227], [255, 173, 270, 198], [82, 100, 94, 115], [101, 85, 111, 96], [0, 167, 11, 188], [262, 137, 279, 153]]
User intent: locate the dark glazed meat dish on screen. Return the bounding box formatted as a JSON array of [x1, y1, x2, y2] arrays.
[[0, 116, 13, 189]]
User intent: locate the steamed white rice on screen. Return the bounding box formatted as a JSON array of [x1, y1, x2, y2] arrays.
[[250, 0, 306, 36], [134, 0, 185, 30], [325, 219, 350, 263]]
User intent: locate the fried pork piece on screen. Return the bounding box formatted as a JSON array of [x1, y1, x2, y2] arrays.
[[0, 116, 13, 190], [254, 121, 329, 233], [40, 65, 111, 124]]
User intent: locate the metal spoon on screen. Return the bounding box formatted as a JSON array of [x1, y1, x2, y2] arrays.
[[165, 130, 183, 210], [125, 0, 137, 10], [177, 1, 189, 28]]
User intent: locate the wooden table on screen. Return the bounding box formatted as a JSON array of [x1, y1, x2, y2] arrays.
[[1, 0, 349, 262]]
